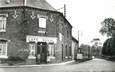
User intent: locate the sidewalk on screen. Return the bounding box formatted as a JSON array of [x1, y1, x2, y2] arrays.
[[0, 60, 75, 68]]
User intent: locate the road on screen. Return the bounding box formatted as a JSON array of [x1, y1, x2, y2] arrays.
[[0, 58, 115, 72]]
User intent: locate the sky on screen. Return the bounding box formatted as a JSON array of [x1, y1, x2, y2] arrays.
[[47, 0, 115, 44]]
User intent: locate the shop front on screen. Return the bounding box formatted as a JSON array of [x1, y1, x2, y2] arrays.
[[26, 35, 57, 64]]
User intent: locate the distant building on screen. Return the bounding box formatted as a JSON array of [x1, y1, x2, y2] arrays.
[[0, 0, 73, 64]]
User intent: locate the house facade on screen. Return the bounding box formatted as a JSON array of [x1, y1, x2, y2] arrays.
[[0, 0, 73, 64]]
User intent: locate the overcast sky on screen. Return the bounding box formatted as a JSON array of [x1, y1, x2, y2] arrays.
[[47, 0, 115, 44]]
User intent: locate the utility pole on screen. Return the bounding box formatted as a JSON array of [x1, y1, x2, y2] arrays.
[[57, 4, 66, 17], [78, 30, 81, 53], [78, 30, 79, 48], [64, 4, 66, 17]]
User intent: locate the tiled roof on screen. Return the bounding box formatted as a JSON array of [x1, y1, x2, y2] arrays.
[[0, 0, 56, 11]]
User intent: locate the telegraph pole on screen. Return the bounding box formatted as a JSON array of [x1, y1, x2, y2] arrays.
[[78, 30, 81, 53], [57, 4, 66, 17], [64, 4, 66, 17], [78, 30, 79, 48]]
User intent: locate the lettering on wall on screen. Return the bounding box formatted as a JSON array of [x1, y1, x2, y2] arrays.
[[26, 35, 57, 44], [31, 11, 36, 19], [12, 10, 18, 19]]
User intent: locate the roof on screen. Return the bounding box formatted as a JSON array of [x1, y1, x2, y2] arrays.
[[0, 0, 73, 29], [0, 0, 56, 11], [72, 37, 78, 43], [58, 13, 72, 28]]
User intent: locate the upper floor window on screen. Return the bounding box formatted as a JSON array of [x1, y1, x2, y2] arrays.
[[0, 40, 7, 58], [70, 30, 72, 37], [0, 16, 6, 32], [0, 14, 8, 32], [59, 33, 63, 41], [5, 0, 11, 4], [67, 31, 69, 38]]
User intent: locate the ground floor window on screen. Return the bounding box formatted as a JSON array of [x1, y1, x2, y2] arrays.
[[29, 42, 36, 57], [65, 45, 68, 57], [69, 46, 72, 56], [0, 40, 7, 58], [48, 43, 55, 56], [62, 44, 64, 60]]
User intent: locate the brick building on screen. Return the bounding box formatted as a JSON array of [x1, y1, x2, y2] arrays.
[[72, 37, 78, 60], [0, 0, 73, 64]]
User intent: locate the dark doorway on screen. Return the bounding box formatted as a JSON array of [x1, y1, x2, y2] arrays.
[[36, 42, 47, 64], [62, 44, 64, 61]]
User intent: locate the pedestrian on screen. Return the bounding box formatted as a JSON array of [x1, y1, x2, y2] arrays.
[[36, 54, 40, 64]]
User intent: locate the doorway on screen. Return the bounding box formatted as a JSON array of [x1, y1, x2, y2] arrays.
[[36, 42, 47, 64]]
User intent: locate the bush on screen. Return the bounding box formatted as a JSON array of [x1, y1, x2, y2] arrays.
[[8, 56, 23, 61], [16, 49, 30, 61], [8, 56, 24, 65], [102, 38, 115, 56], [8, 48, 29, 65]]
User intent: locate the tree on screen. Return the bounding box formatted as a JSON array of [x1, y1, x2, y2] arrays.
[[102, 38, 115, 60], [91, 38, 102, 57], [102, 38, 113, 56], [99, 18, 115, 37], [100, 18, 115, 60]]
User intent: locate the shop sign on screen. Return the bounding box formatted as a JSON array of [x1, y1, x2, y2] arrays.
[[26, 35, 57, 43]]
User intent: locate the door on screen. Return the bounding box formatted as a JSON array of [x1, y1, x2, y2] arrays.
[[36, 42, 47, 64]]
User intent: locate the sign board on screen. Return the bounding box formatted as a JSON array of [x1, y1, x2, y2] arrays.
[[38, 31, 46, 34], [59, 33, 63, 41], [26, 35, 57, 44]]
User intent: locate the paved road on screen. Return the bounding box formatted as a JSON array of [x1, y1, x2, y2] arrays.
[[0, 58, 115, 72]]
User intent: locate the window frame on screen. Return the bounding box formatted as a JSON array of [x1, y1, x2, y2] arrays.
[[69, 46, 72, 56], [65, 45, 68, 56], [0, 14, 8, 32], [48, 43, 55, 56], [28, 43, 36, 59], [0, 40, 8, 58]]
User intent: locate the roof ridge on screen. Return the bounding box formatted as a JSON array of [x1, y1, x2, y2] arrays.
[[0, 0, 56, 11]]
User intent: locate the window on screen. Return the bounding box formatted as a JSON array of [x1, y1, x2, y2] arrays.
[[0, 16, 6, 32], [69, 46, 72, 56], [5, 0, 11, 4], [59, 33, 63, 41], [67, 31, 69, 38], [65, 45, 68, 56], [62, 44, 64, 60], [70, 30, 71, 38], [29, 43, 36, 57], [59, 23, 63, 31], [39, 17, 46, 28], [0, 41, 7, 58], [48, 44, 55, 56]]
